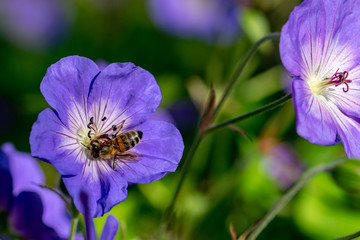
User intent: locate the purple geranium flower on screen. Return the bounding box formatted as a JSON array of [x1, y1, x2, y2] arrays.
[[0, 143, 70, 239], [280, 0, 360, 158], [30, 56, 184, 217], [147, 0, 241, 44]]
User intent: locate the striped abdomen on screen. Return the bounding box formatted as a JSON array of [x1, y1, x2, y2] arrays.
[[114, 130, 143, 153]]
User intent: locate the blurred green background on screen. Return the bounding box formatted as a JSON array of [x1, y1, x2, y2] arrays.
[[1, 0, 360, 239]]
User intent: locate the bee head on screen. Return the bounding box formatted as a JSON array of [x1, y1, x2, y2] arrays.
[[90, 141, 100, 158]]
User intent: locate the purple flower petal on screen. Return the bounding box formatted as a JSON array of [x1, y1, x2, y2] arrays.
[[87, 62, 161, 130], [122, 120, 183, 183], [30, 108, 83, 175], [329, 106, 360, 158], [280, 0, 360, 80], [38, 187, 71, 238], [100, 215, 119, 240], [2, 143, 71, 239], [40, 56, 100, 128], [8, 192, 60, 240], [63, 168, 128, 217], [280, 0, 326, 78], [80, 192, 96, 240], [2, 143, 44, 195], [80, 191, 119, 240], [292, 78, 339, 145]]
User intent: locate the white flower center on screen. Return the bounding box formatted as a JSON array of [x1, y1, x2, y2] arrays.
[[308, 75, 324, 95]]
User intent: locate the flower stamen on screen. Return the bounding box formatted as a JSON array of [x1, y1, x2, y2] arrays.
[[328, 69, 352, 92], [87, 130, 92, 139], [87, 117, 94, 129], [87, 116, 98, 139]]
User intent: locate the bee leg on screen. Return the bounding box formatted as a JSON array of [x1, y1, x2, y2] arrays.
[[112, 158, 117, 171]]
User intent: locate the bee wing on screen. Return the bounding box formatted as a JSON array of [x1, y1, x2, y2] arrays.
[[113, 152, 143, 173], [116, 152, 142, 162]]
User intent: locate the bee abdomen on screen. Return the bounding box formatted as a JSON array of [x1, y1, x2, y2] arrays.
[[116, 130, 143, 152]]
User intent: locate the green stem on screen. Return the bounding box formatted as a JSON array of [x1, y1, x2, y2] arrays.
[[247, 158, 347, 240], [164, 133, 203, 221], [213, 32, 281, 119], [206, 93, 292, 134], [333, 230, 360, 240], [69, 201, 79, 240]]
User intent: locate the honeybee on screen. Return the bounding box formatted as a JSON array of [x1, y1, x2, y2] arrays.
[[87, 118, 143, 170]]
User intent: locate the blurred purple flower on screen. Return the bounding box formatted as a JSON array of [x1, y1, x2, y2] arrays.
[[0, 143, 70, 239], [147, 0, 241, 44], [167, 99, 199, 134], [266, 143, 303, 189], [30, 56, 184, 217], [0, 0, 71, 52], [280, 0, 360, 158]]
